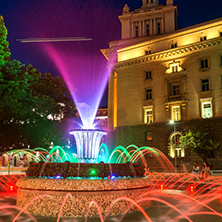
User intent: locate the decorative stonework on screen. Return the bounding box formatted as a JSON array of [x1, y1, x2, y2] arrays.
[[166, 0, 173, 6], [123, 4, 130, 13], [115, 37, 222, 69], [16, 176, 151, 217]]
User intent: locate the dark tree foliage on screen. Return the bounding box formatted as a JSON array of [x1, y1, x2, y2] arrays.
[[179, 125, 220, 161], [0, 16, 76, 153]]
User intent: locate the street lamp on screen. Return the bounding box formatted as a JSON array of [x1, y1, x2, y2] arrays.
[[170, 120, 177, 173]]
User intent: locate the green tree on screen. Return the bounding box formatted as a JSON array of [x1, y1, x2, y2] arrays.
[[179, 127, 220, 161], [0, 16, 10, 67], [0, 16, 76, 152]]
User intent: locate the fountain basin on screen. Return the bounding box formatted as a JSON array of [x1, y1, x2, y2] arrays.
[[26, 161, 145, 178], [16, 176, 151, 217]]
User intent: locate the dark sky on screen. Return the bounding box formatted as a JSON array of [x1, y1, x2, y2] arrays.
[[0, 0, 222, 106]]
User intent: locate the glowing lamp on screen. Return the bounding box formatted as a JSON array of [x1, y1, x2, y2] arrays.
[[189, 185, 195, 194], [9, 184, 15, 192], [90, 169, 96, 176], [160, 183, 164, 190], [56, 176, 61, 179], [111, 175, 116, 180]]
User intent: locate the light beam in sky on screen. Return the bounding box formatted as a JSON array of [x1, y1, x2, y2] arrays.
[[17, 37, 93, 43]]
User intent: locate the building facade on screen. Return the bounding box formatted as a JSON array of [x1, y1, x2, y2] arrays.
[[102, 0, 222, 169]]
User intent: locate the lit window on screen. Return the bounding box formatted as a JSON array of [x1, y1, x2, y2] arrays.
[[171, 105, 181, 121], [200, 98, 213, 119], [143, 106, 154, 124], [145, 88, 152, 100], [201, 79, 209, 91], [200, 59, 209, 69], [145, 71, 152, 80], [171, 43, 177, 49], [200, 36, 207, 41], [146, 132, 153, 140]]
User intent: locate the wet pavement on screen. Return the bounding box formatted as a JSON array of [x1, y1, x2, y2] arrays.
[[1, 189, 222, 222]]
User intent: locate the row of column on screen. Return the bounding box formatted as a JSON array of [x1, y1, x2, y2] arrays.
[[131, 17, 164, 37]]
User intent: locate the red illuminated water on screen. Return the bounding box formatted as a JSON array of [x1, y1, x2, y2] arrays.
[[1, 172, 222, 221]]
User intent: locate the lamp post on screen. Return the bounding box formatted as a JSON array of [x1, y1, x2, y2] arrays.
[[170, 120, 177, 173]]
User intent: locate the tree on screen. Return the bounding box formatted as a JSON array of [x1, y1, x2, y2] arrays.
[[0, 16, 10, 67], [0, 15, 76, 152], [179, 127, 220, 161], [0, 60, 76, 151]]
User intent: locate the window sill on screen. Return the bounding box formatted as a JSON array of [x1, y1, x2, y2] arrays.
[[199, 67, 210, 72], [144, 78, 153, 82]]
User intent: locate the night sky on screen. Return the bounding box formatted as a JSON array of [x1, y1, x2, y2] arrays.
[[0, 0, 222, 106]]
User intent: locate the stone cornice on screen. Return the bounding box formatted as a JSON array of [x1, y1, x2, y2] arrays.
[[115, 37, 222, 70]]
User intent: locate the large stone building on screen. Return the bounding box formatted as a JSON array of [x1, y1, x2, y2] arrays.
[[102, 0, 222, 169]]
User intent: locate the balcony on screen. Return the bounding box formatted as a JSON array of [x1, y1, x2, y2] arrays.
[[165, 93, 186, 103]]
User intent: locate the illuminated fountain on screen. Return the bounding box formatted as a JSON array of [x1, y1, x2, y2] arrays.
[[69, 129, 107, 163]]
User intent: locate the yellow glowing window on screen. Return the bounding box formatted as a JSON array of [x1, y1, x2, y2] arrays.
[[143, 106, 154, 124], [171, 105, 181, 121]]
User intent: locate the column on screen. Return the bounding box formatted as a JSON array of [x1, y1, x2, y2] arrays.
[[153, 19, 156, 35], [161, 17, 164, 33], [131, 22, 134, 37], [150, 19, 153, 35]]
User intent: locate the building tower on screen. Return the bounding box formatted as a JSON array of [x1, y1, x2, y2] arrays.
[[119, 0, 177, 39]]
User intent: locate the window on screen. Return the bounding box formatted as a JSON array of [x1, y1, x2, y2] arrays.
[[146, 132, 153, 140], [200, 36, 207, 41], [145, 50, 151, 55], [171, 105, 181, 121], [201, 79, 209, 91], [200, 98, 213, 119], [172, 84, 180, 95], [157, 22, 161, 34], [135, 25, 139, 37], [145, 88, 152, 100], [171, 43, 177, 49], [200, 58, 209, 69], [145, 110, 153, 124], [145, 71, 152, 80], [169, 82, 180, 96], [146, 24, 149, 36], [143, 106, 154, 124], [221, 75, 222, 88], [220, 55, 222, 66], [220, 32, 222, 37]]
